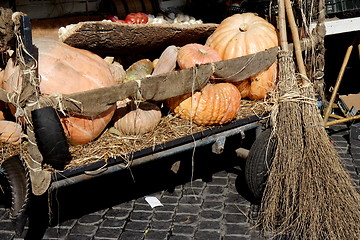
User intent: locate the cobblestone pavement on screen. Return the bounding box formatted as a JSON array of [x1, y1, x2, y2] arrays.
[[0, 122, 359, 240]]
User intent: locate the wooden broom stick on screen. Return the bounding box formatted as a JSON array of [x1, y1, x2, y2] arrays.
[[278, 0, 288, 50], [284, 0, 308, 80]]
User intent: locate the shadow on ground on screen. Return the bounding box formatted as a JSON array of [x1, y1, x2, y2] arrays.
[[23, 131, 257, 240]]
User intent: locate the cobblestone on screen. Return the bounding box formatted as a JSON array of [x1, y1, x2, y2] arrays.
[[198, 220, 221, 230], [171, 224, 196, 235], [69, 224, 98, 236], [130, 212, 153, 223], [77, 214, 103, 225], [194, 230, 221, 240], [202, 200, 224, 210], [119, 230, 145, 240], [95, 227, 122, 239], [66, 235, 93, 240], [100, 218, 126, 228], [153, 211, 174, 222], [105, 208, 131, 220], [144, 230, 168, 240], [0, 123, 358, 240], [173, 214, 198, 225], [43, 227, 70, 239], [149, 220, 172, 230]]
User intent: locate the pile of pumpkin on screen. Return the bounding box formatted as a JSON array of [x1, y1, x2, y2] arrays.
[[0, 13, 278, 148]]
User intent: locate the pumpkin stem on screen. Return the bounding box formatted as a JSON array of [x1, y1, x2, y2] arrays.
[[198, 48, 208, 55], [239, 23, 249, 32]]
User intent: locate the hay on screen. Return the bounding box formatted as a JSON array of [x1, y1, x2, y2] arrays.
[[1, 99, 267, 170], [258, 0, 360, 237], [260, 52, 360, 240], [259, 50, 306, 236], [64, 99, 267, 170], [299, 82, 360, 239]]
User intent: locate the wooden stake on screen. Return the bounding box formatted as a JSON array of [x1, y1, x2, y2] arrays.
[[278, 0, 288, 51], [323, 43, 354, 124], [284, 0, 307, 80]]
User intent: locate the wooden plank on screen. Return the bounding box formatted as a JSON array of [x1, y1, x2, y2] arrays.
[[213, 47, 278, 82], [310, 17, 360, 35], [59, 21, 219, 55], [36, 63, 213, 117], [0, 47, 278, 117]]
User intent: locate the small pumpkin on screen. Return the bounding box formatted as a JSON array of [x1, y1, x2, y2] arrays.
[[114, 101, 161, 135], [235, 63, 277, 100], [206, 13, 278, 100], [124, 59, 154, 82], [0, 120, 22, 145], [177, 43, 221, 69], [152, 45, 178, 76], [104, 57, 126, 85], [167, 83, 241, 126], [2, 38, 117, 145]]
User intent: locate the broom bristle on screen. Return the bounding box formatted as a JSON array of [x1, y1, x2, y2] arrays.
[[259, 50, 360, 239]]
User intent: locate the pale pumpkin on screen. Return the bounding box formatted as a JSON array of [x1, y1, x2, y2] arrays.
[[0, 120, 22, 145], [114, 101, 161, 135], [152, 45, 178, 76], [124, 59, 153, 82], [206, 13, 278, 100], [2, 38, 117, 145], [167, 83, 241, 126], [109, 61, 126, 85], [177, 43, 221, 69]]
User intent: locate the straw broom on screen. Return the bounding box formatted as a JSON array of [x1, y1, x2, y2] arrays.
[[258, 0, 360, 239]]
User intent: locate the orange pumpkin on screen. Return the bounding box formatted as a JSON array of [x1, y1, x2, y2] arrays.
[[177, 43, 221, 70], [2, 38, 116, 145], [167, 83, 241, 126], [0, 120, 22, 145], [206, 13, 278, 100]]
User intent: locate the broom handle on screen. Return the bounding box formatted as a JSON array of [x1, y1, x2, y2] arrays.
[[278, 0, 288, 51], [323, 43, 354, 124], [284, 0, 308, 80]]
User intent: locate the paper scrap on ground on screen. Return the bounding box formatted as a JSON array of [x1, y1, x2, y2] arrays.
[[145, 196, 163, 208]]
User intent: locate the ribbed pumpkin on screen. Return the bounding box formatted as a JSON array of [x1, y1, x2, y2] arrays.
[[205, 13, 278, 100], [0, 120, 22, 145], [2, 38, 117, 145], [114, 101, 161, 135], [167, 83, 241, 126], [177, 43, 221, 69], [38, 38, 117, 145]]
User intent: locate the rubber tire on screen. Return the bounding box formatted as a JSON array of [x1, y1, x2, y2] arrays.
[[244, 128, 276, 204], [31, 106, 71, 170], [1, 155, 31, 236]]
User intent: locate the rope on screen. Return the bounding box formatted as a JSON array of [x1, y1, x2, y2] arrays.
[[134, 79, 145, 101]]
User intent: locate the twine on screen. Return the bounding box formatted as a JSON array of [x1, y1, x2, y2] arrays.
[[134, 79, 145, 101], [212, 53, 257, 81], [52, 93, 83, 116]]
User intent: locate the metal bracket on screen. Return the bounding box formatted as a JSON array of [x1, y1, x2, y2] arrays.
[[212, 136, 226, 154]]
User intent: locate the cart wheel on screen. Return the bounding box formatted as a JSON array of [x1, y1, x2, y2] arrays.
[[244, 128, 276, 204], [31, 106, 72, 170], [1, 155, 31, 236]]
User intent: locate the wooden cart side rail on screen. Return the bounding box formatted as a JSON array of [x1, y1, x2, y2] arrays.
[[52, 115, 262, 181], [50, 121, 260, 189]]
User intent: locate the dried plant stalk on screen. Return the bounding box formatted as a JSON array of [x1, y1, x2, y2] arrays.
[[297, 82, 360, 239], [259, 50, 305, 236], [259, 52, 360, 240]]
